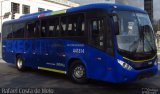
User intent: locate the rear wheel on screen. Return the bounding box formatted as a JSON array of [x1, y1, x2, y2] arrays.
[[16, 56, 25, 71], [69, 61, 87, 84]]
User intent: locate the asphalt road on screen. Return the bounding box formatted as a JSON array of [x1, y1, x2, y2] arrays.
[[0, 62, 160, 94]]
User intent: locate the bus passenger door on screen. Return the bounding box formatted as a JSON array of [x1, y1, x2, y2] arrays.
[[87, 17, 109, 80]]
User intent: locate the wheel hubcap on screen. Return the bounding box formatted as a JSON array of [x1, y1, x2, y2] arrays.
[[73, 65, 85, 79], [17, 59, 23, 69]]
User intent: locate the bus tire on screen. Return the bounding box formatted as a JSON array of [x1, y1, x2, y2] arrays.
[[16, 56, 25, 71], [69, 60, 87, 84]]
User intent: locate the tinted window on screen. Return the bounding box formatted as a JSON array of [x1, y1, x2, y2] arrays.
[[41, 20, 48, 37], [2, 25, 8, 39], [60, 16, 68, 36], [12, 22, 25, 38], [41, 17, 59, 37], [67, 14, 85, 36], [40, 13, 85, 38], [2, 24, 12, 39], [60, 13, 85, 37], [26, 21, 40, 38]]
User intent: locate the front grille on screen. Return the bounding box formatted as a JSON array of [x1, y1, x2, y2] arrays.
[[133, 64, 154, 70]]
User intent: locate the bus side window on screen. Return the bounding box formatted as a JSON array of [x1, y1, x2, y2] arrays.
[[3, 24, 12, 39], [41, 20, 48, 37], [41, 17, 59, 37], [27, 21, 39, 38], [56, 23, 60, 37], [67, 14, 85, 36], [12, 23, 25, 39], [7, 25, 13, 39], [2, 25, 12, 39], [90, 19, 105, 50], [60, 16, 68, 36], [48, 18, 57, 37], [48, 25, 54, 37], [58, 13, 85, 37]]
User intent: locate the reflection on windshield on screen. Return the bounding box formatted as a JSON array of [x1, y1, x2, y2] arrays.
[[116, 11, 156, 53], [136, 13, 156, 52]]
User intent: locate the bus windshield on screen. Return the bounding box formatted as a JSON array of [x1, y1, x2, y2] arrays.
[[116, 11, 156, 55]]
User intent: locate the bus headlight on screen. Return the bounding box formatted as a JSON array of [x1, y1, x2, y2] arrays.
[[117, 59, 133, 70]]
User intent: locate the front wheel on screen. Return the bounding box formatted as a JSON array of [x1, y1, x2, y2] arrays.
[[16, 56, 25, 71], [69, 61, 87, 84]]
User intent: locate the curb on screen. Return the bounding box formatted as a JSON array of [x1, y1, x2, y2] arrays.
[[0, 59, 6, 63]]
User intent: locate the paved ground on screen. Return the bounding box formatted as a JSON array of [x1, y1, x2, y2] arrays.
[[0, 62, 159, 94]]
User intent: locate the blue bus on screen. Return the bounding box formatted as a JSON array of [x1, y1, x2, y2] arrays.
[[2, 3, 158, 83]]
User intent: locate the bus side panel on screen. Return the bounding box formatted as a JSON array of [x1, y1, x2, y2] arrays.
[[22, 40, 40, 68], [85, 46, 118, 82], [2, 39, 41, 68], [64, 40, 88, 73], [64, 40, 117, 82], [49, 39, 65, 71], [37, 39, 65, 71], [2, 40, 32, 66], [2, 40, 14, 64]]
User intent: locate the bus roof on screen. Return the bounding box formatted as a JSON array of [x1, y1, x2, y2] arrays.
[[3, 3, 146, 24], [67, 3, 145, 13]]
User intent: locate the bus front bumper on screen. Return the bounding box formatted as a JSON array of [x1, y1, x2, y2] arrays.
[[115, 65, 158, 83]]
